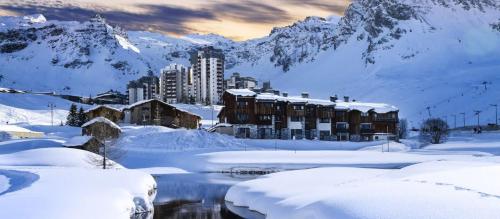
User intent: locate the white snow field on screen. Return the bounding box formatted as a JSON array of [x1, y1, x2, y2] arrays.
[[226, 161, 500, 219], [0, 93, 90, 125], [2, 93, 500, 218], [0, 124, 156, 218]]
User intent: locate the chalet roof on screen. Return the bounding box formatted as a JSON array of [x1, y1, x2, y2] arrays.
[[225, 89, 256, 97], [84, 105, 122, 113], [63, 136, 95, 147], [335, 101, 398, 113], [255, 93, 334, 106], [81, 117, 121, 130], [227, 89, 398, 113], [125, 99, 171, 110], [125, 99, 201, 119]]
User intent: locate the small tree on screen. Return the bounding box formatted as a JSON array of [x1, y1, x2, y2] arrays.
[[420, 118, 449, 144], [77, 107, 87, 126], [66, 104, 78, 126], [398, 118, 408, 139]]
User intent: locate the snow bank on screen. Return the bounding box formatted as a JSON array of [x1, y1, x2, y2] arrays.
[[63, 136, 93, 147], [0, 174, 8, 194], [226, 161, 500, 219], [0, 147, 121, 168], [0, 167, 156, 219]]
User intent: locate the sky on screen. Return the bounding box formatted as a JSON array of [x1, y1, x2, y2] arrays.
[[0, 0, 350, 41]]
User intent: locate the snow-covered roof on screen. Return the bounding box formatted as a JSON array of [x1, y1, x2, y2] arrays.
[[63, 136, 95, 147], [125, 99, 201, 118], [225, 89, 256, 97], [175, 107, 202, 119], [0, 124, 42, 134], [125, 99, 170, 110], [226, 89, 398, 112], [81, 117, 121, 130], [335, 101, 398, 113], [255, 93, 334, 106], [84, 105, 121, 113]]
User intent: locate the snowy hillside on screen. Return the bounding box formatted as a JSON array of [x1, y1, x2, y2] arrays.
[[0, 0, 499, 126], [0, 14, 151, 95]]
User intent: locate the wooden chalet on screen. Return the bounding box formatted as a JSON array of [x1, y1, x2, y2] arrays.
[[81, 117, 121, 140], [85, 105, 123, 123], [123, 99, 201, 129], [218, 89, 399, 142]]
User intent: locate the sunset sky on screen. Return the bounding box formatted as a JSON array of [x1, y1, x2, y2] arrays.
[[0, 0, 350, 41]]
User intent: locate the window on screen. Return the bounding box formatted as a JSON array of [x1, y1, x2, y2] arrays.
[[237, 101, 248, 108], [291, 129, 303, 137], [319, 118, 330, 123], [361, 123, 372, 130], [336, 122, 348, 130], [291, 116, 303, 122], [236, 113, 249, 122], [259, 115, 272, 121], [293, 105, 304, 110], [361, 112, 369, 117]]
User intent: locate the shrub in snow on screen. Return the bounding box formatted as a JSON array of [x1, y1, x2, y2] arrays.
[[420, 118, 449, 144]]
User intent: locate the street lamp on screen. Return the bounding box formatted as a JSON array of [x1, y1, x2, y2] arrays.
[[47, 103, 56, 126]]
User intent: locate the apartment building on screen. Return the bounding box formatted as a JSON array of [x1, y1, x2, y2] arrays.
[[190, 46, 224, 105], [217, 89, 399, 141], [126, 73, 160, 104], [159, 64, 191, 104], [225, 72, 257, 90]]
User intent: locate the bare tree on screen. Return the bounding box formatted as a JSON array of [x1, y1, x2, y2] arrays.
[[398, 118, 408, 139], [420, 118, 449, 144]]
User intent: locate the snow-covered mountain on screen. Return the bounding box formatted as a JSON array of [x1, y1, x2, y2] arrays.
[[1, 0, 499, 125]]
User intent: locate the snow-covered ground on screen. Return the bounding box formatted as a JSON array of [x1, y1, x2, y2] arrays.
[[226, 161, 500, 219], [0, 93, 90, 125], [0, 124, 156, 218], [2, 93, 500, 218]]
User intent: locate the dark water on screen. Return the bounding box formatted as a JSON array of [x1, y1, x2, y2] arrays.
[[151, 173, 265, 219]]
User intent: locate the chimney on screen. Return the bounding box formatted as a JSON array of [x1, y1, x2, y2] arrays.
[[344, 96, 349, 102], [301, 92, 309, 98], [282, 92, 288, 97], [330, 95, 338, 102]]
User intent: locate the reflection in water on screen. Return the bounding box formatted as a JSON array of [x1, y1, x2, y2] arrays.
[[152, 173, 265, 219]]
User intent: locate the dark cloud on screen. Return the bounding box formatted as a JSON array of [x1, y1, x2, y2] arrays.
[[0, 1, 349, 38], [207, 1, 292, 23], [0, 4, 217, 35]]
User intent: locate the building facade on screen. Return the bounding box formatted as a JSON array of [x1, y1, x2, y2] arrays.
[[218, 89, 399, 141], [127, 73, 160, 104], [159, 64, 191, 104], [190, 46, 224, 105], [225, 72, 257, 90], [123, 99, 201, 129]]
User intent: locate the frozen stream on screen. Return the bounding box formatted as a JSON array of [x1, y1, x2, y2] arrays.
[[151, 172, 266, 219]]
